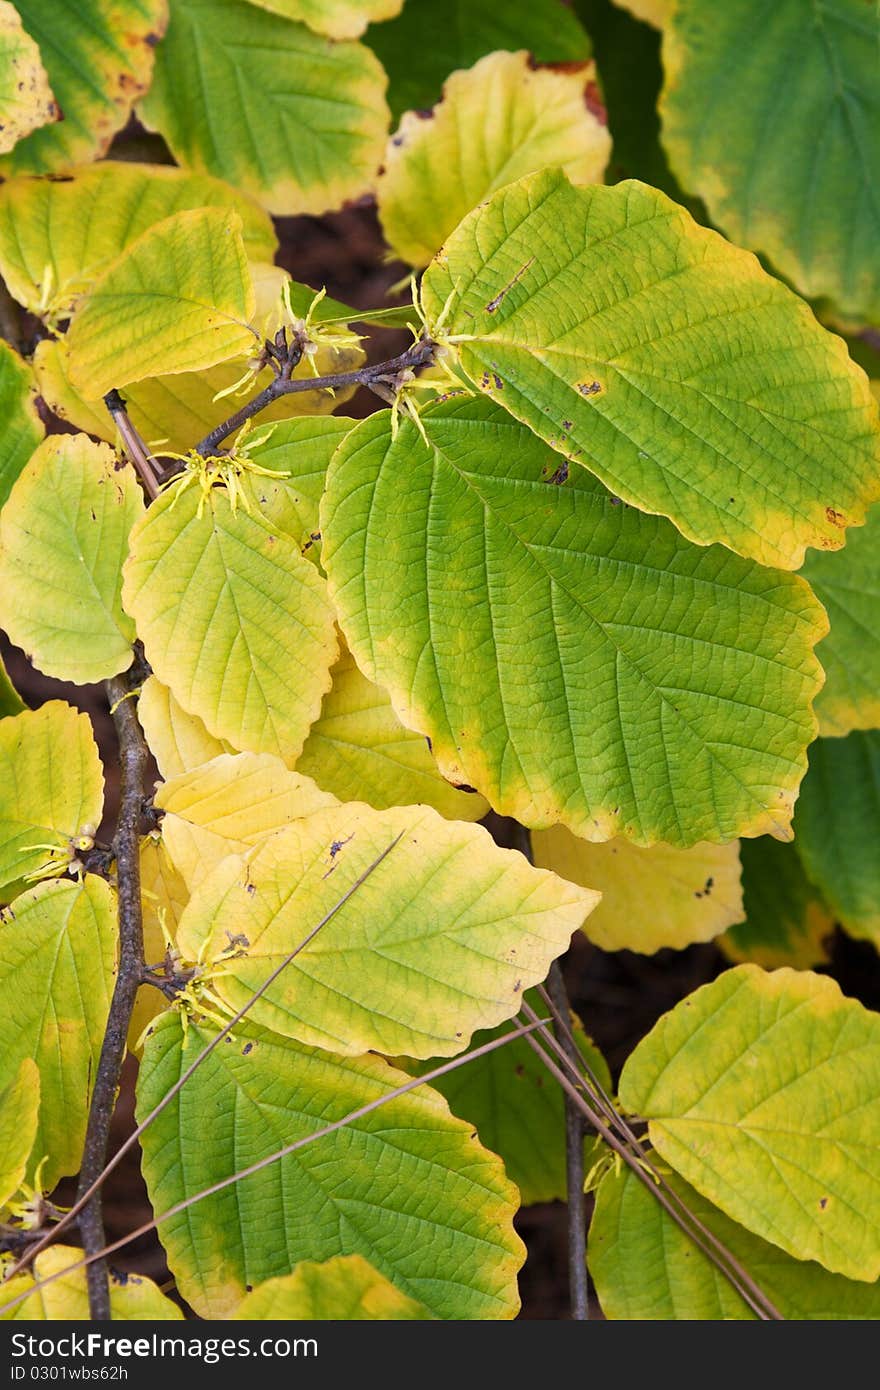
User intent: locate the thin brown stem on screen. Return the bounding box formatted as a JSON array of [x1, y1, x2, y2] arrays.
[[103, 391, 161, 500], [75, 659, 150, 1319]]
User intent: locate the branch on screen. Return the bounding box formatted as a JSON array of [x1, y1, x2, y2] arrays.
[[103, 391, 162, 501], [194, 336, 438, 457], [75, 656, 150, 1320]]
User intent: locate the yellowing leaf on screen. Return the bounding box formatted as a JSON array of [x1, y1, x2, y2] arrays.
[[122, 475, 338, 764], [155, 752, 338, 889], [0, 1246, 183, 1320], [720, 836, 833, 970], [0, 655, 23, 718], [616, 0, 670, 26], [139, 0, 390, 216], [0, 339, 43, 509], [533, 825, 742, 953], [244, 0, 403, 40], [0, 0, 166, 176], [175, 802, 599, 1058], [322, 399, 826, 846], [0, 161, 276, 322], [0, 1, 57, 155], [138, 676, 233, 779], [590, 1164, 880, 1320], [793, 731, 880, 947], [801, 504, 880, 737], [296, 645, 489, 821], [138, 1015, 524, 1318], [0, 877, 115, 1190], [0, 702, 103, 893], [0, 1060, 39, 1210], [661, 0, 880, 321], [378, 51, 610, 267], [619, 964, 880, 1281], [421, 169, 880, 570], [0, 435, 142, 684], [127, 832, 188, 1053], [232, 1257, 431, 1320], [66, 207, 256, 399]]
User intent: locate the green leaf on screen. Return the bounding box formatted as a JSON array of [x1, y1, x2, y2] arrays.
[[0, 877, 115, 1190], [619, 963, 880, 1280], [231, 1257, 431, 1320], [0, 435, 143, 684], [793, 731, 880, 947], [366, 0, 591, 123], [720, 836, 834, 970], [0, 655, 23, 719], [0, 340, 43, 511], [378, 51, 610, 269], [0, 1246, 183, 1320], [0, 0, 57, 154], [801, 505, 880, 737], [0, 702, 104, 894], [244, 0, 403, 41], [137, 1014, 524, 1318], [65, 207, 256, 399], [0, 0, 166, 176], [122, 472, 338, 765], [590, 1164, 880, 1321], [533, 826, 742, 953], [415, 988, 611, 1205], [295, 645, 489, 821], [155, 752, 338, 889], [660, 0, 880, 321], [322, 399, 826, 846], [139, 0, 390, 216], [421, 169, 880, 570], [176, 802, 598, 1057], [0, 161, 276, 323], [0, 1059, 39, 1209]]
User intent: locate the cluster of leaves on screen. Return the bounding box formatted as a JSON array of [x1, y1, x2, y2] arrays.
[[0, 0, 878, 1323]]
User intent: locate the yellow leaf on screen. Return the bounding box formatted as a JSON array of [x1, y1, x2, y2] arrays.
[[232, 1256, 431, 1319], [379, 50, 610, 267], [127, 832, 188, 1053], [138, 675, 233, 780], [66, 207, 256, 399], [532, 824, 742, 953], [243, 0, 404, 41], [0, 1059, 39, 1210], [0, 1, 57, 155], [0, 1246, 183, 1320]]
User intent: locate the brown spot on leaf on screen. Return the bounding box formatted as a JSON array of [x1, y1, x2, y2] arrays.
[[577, 380, 603, 397], [825, 506, 846, 528], [819, 1196, 828, 1210], [485, 257, 535, 313]]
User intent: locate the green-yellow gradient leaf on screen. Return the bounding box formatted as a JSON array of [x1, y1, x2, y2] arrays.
[[365, 0, 592, 122], [0, 1, 57, 155], [0, 340, 43, 510], [0, 436, 142, 684], [175, 803, 599, 1058], [0, 1247, 184, 1320], [660, 0, 880, 321], [378, 51, 610, 268], [720, 836, 833, 970], [295, 645, 489, 821], [421, 169, 880, 570], [0, 162, 276, 323], [127, 832, 187, 1053], [321, 399, 826, 846], [138, 676, 232, 779], [155, 752, 338, 889], [0, 877, 115, 1190], [619, 964, 880, 1280], [0, 0, 166, 176], [793, 731, 880, 947], [65, 207, 256, 400], [0, 655, 23, 718], [615, 0, 670, 25], [137, 1014, 524, 1318], [139, 0, 390, 216], [0, 703, 103, 893], [590, 1163, 880, 1321], [245, 0, 402, 40], [232, 1257, 431, 1320], [0, 1059, 39, 1209], [415, 988, 611, 1206], [122, 476, 337, 764], [533, 825, 742, 953], [801, 504, 880, 738]]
